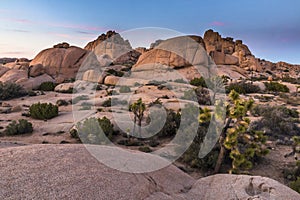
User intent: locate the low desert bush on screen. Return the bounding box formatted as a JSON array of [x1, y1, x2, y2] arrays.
[[56, 99, 69, 106], [264, 81, 289, 93], [119, 85, 131, 93], [72, 95, 89, 104], [4, 119, 33, 135], [226, 82, 260, 94], [29, 102, 59, 120], [138, 146, 152, 153], [0, 82, 27, 100], [190, 77, 207, 87], [38, 81, 56, 91], [77, 117, 114, 144]]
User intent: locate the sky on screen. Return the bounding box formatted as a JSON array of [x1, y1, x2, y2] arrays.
[[0, 0, 300, 64]]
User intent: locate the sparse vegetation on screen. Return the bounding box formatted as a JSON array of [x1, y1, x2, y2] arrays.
[[119, 85, 131, 93], [29, 102, 59, 120], [264, 81, 289, 93], [0, 82, 27, 100], [146, 108, 180, 138], [4, 119, 33, 135], [251, 105, 300, 137], [72, 95, 89, 104], [77, 117, 114, 144]]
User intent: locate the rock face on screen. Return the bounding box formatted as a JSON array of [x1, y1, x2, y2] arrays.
[[0, 144, 194, 200], [0, 145, 299, 200], [85, 30, 119, 51], [133, 35, 207, 70], [30, 44, 88, 83]]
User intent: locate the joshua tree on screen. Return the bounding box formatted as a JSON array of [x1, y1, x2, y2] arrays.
[[214, 90, 268, 173], [129, 98, 145, 137]]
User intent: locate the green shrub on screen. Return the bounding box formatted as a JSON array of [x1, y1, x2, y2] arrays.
[[56, 99, 69, 106], [106, 69, 124, 77], [0, 82, 27, 100], [226, 82, 260, 94], [77, 117, 114, 144], [72, 95, 89, 104], [119, 86, 131, 93], [282, 76, 300, 84], [4, 119, 33, 135], [264, 81, 289, 93], [29, 102, 58, 120], [190, 77, 207, 87], [70, 129, 79, 139], [102, 98, 112, 107], [290, 177, 300, 193], [28, 90, 37, 96], [174, 78, 188, 84], [38, 81, 56, 91], [138, 146, 152, 153]]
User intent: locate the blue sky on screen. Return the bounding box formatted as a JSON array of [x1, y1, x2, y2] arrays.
[[0, 0, 300, 64]]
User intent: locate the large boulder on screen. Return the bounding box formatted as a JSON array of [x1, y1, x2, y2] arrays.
[[1, 145, 299, 200], [0, 65, 9, 77], [133, 35, 207, 70], [176, 174, 300, 200], [17, 74, 55, 90], [104, 75, 120, 85], [29, 44, 88, 82], [85, 30, 136, 65], [0, 144, 194, 199], [0, 69, 27, 83]]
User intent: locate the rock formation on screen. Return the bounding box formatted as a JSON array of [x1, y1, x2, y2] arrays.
[[0, 144, 299, 200], [133, 35, 207, 69], [84, 30, 141, 66], [30, 43, 88, 83]]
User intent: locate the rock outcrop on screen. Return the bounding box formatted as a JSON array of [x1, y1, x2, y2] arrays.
[[85, 31, 140, 66], [0, 144, 299, 200], [133, 35, 207, 69], [30, 44, 88, 83]]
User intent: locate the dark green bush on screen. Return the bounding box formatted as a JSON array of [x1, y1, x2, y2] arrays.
[[0, 82, 27, 100], [70, 129, 79, 139], [119, 86, 131, 93], [28, 90, 37, 96], [264, 81, 289, 93], [282, 76, 300, 84], [38, 81, 56, 91], [138, 146, 152, 153], [226, 82, 260, 94], [77, 117, 114, 144], [4, 119, 33, 135], [102, 98, 112, 107], [190, 77, 207, 87], [290, 177, 300, 193], [56, 99, 69, 106], [29, 102, 58, 120], [106, 69, 124, 77]]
